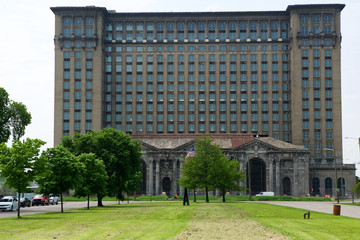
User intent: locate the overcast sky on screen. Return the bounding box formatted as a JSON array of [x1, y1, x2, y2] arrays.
[[0, 0, 359, 174]]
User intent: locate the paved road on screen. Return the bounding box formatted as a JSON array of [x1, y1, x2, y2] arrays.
[[0, 201, 118, 218], [259, 201, 360, 219]]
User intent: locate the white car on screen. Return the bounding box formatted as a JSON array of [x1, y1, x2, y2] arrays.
[[49, 195, 59, 205], [0, 196, 19, 211]]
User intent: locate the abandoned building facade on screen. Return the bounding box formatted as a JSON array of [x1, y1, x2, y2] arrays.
[[51, 4, 355, 197]]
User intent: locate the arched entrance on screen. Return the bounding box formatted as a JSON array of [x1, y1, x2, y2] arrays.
[[312, 177, 320, 196], [283, 177, 291, 195], [325, 177, 332, 196], [247, 158, 266, 195], [162, 177, 171, 197]]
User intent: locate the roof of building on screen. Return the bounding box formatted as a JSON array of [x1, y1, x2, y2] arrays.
[[133, 134, 254, 149], [51, 4, 345, 17], [286, 4, 345, 12], [134, 135, 306, 151], [255, 137, 306, 150]]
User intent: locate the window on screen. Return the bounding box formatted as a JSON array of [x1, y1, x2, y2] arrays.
[[312, 15, 320, 34]]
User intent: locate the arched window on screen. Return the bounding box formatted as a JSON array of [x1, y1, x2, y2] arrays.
[[312, 177, 320, 196], [325, 177, 332, 196]]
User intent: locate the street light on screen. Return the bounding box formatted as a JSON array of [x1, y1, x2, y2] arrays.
[[345, 137, 360, 147], [324, 148, 339, 203]]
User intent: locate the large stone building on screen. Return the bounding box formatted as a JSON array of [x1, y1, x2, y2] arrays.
[[51, 4, 355, 197]]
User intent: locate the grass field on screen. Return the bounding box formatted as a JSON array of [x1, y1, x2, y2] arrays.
[[1, 202, 360, 239]]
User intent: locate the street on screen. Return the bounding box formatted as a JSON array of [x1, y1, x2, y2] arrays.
[[0, 201, 117, 218]]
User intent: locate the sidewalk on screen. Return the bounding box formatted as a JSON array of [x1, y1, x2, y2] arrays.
[[259, 201, 360, 219]]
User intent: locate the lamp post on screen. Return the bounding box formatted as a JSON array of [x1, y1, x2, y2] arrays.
[[345, 137, 360, 150], [324, 148, 339, 203]]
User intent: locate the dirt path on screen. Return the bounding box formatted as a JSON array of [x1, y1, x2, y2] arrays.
[[172, 203, 291, 240]]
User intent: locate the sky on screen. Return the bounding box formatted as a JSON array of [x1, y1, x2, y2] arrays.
[[0, 0, 359, 174]]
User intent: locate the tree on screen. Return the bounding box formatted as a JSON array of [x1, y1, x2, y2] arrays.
[[210, 156, 246, 202], [0, 138, 46, 218], [9, 102, 32, 141], [352, 182, 360, 204], [124, 171, 142, 202], [179, 137, 221, 202], [0, 87, 31, 143], [37, 145, 81, 213], [180, 136, 246, 203], [74, 153, 108, 209], [62, 128, 142, 206], [178, 158, 200, 203], [0, 88, 11, 143]]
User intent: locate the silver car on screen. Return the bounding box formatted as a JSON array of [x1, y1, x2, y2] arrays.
[[49, 195, 59, 205], [0, 196, 19, 211]]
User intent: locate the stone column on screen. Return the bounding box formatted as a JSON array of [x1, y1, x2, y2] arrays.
[[293, 159, 298, 196], [148, 159, 153, 196], [155, 160, 160, 195], [269, 159, 274, 192], [179, 160, 184, 196], [239, 159, 244, 190], [172, 159, 178, 196], [304, 157, 310, 196], [276, 159, 281, 195]]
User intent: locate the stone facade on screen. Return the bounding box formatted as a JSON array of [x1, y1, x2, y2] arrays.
[[135, 135, 355, 197]]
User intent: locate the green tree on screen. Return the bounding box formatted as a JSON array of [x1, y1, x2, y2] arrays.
[[62, 128, 142, 206], [179, 137, 221, 202], [0, 87, 31, 143], [180, 136, 245, 203], [211, 156, 246, 202], [37, 145, 81, 213], [124, 171, 142, 202], [0, 138, 46, 218], [178, 158, 200, 202], [0, 88, 11, 143], [74, 153, 108, 209], [352, 182, 360, 197], [9, 102, 32, 141]]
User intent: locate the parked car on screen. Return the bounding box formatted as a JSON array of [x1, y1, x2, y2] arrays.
[[49, 195, 59, 205], [20, 197, 31, 207], [255, 192, 275, 197], [32, 194, 49, 206], [0, 196, 19, 211]]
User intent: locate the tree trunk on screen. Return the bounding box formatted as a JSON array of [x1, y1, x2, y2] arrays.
[[205, 186, 209, 202], [222, 192, 226, 202], [87, 195, 90, 210], [17, 190, 21, 219], [61, 193, 64, 213], [193, 189, 196, 202], [97, 196, 103, 207]]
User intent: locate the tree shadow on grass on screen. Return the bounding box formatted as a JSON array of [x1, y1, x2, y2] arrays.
[[94, 204, 154, 210]]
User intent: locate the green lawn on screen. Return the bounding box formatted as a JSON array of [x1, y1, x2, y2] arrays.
[[1, 202, 360, 239], [233, 202, 360, 239]]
